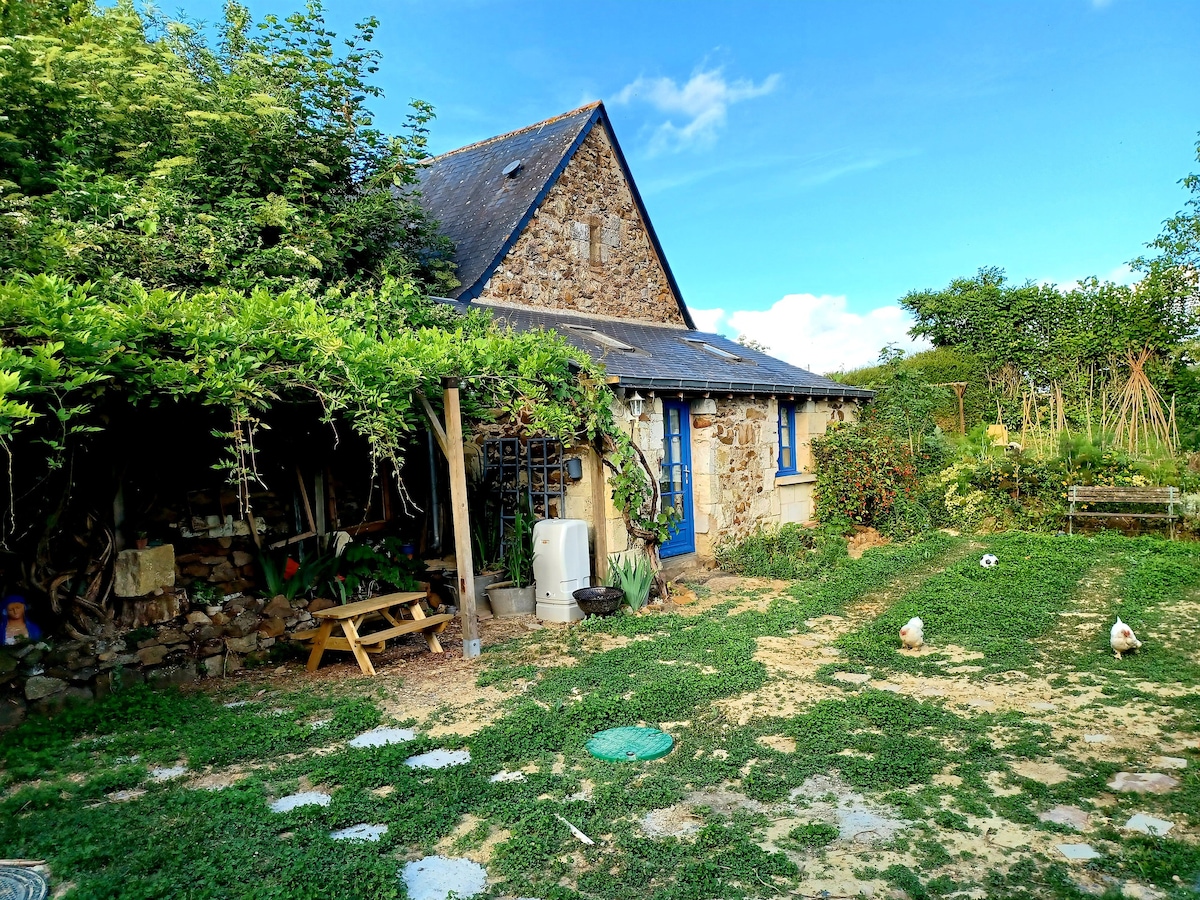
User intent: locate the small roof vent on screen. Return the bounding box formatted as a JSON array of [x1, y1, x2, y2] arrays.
[[502, 159, 523, 178]]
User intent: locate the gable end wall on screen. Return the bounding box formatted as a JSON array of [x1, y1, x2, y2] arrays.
[[475, 125, 686, 325]]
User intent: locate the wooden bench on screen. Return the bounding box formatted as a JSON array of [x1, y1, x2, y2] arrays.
[[305, 591, 453, 676], [1067, 485, 1180, 539]]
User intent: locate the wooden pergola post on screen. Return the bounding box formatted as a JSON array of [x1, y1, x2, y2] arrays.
[[419, 379, 480, 660], [590, 447, 609, 584]]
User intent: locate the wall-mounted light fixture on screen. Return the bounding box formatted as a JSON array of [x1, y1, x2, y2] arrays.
[[627, 391, 645, 418]]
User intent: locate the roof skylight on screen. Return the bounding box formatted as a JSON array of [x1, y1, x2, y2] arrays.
[[563, 325, 636, 353], [683, 338, 742, 362]]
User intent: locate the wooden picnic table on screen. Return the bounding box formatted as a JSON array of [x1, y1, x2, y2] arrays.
[[305, 591, 454, 676]]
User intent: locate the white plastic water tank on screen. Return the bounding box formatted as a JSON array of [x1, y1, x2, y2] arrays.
[[532, 518, 590, 623]]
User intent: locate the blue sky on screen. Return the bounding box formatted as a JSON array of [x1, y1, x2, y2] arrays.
[[183, 0, 1200, 372]]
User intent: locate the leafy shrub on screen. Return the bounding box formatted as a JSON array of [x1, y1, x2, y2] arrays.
[[715, 523, 847, 579], [812, 422, 917, 528]]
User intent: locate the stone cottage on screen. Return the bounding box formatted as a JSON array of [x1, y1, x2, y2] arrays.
[[417, 102, 871, 562]]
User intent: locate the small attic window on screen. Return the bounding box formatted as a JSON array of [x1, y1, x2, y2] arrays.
[[564, 324, 635, 352], [684, 338, 743, 362]]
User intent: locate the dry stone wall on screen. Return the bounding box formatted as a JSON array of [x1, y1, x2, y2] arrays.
[[0, 589, 330, 726], [475, 126, 685, 324]]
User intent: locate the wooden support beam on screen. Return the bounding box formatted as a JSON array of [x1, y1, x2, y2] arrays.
[[417, 391, 449, 456], [295, 466, 316, 533], [441, 378, 480, 659], [590, 447, 609, 585]]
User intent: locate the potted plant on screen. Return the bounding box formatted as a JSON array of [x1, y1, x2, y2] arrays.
[[605, 551, 655, 612], [486, 504, 536, 616], [468, 471, 506, 613], [134, 530, 149, 550]]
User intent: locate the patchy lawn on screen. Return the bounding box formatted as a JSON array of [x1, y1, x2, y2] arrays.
[[2, 532, 1198, 900]]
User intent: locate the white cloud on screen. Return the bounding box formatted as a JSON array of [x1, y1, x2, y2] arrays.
[[699, 294, 928, 375], [688, 306, 726, 333], [614, 67, 780, 154]]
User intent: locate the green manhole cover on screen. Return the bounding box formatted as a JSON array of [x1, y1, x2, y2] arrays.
[[586, 726, 674, 762]]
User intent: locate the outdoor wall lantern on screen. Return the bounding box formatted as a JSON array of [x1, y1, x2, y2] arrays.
[[627, 391, 645, 418]]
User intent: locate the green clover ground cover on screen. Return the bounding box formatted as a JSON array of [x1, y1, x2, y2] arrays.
[[1, 531, 1197, 899]]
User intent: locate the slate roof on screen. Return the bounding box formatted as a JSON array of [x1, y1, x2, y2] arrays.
[[438, 299, 873, 400], [414, 102, 694, 327]]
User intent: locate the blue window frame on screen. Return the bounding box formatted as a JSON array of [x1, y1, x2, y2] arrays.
[[777, 402, 797, 475]]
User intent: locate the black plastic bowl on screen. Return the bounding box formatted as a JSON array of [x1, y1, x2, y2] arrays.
[[573, 586, 624, 617]]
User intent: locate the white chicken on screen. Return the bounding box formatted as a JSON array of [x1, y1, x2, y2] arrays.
[[899, 617, 925, 650], [1110, 617, 1142, 659]]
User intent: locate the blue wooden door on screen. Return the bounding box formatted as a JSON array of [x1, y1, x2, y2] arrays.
[[660, 401, 695, 557]]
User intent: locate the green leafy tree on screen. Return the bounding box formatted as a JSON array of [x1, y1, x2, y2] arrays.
[[0, 0, 455, 293], [858, 345, 952, 460]]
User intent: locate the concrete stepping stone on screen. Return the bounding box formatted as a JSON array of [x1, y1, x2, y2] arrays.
[[223, 700, 252, 708], [1083, 734, 1110, 744], [832, 672, 869, 684], [270, 791, 331, 812], [1149, 756, 1187, 770], [401, 856, 487, 900], [489, 770, 526, 783], [149, 765, 188, 782], [1039, 805, 1089, 831], [348, 727, 415, 748], [1108, 772, 1180, 794], [405, 749, 471, 769], [1056, 843, 1101, 861], [1031, 701, 1057, 711], [329, 823, 388, 842], [1124, 813, 1174, 836]]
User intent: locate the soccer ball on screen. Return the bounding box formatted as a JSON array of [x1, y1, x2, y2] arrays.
[[980, 554, 998, 568]]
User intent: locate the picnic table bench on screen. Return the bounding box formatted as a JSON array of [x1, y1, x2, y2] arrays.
[[1067, 485, 1180, 539], [305, 591, 453, 676]]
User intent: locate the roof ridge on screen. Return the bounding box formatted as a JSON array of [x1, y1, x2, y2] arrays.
[[429, 102, 602, 161]]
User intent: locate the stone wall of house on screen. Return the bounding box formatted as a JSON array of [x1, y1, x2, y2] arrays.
[[690, 396, 860, 558], [559, 394, 862, 564], [475, 126, 686, 325]]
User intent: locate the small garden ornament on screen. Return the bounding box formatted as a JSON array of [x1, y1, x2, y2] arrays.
[[1, 597, 42, 645]]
